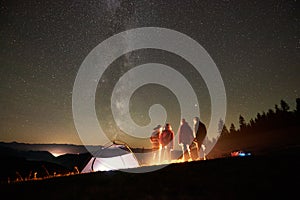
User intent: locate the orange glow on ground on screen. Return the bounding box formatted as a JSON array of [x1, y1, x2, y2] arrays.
[[144, 157, 201, 167]]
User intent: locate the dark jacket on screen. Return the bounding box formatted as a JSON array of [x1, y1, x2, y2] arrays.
[[194, 121, 207, 145], [178, 122, 194, 145]]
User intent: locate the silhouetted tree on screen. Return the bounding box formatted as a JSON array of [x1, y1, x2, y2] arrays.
[[275, 104, 280, 113], [218, 119, 229, 138], [261, 111, 266, 119], [255, 113, 262, 123], [229, 123, 236, 134], [249, 119, 255, 128], [239, 115, 246, 132], [280, 100, 290, 112], [222, 124, 229, 137], [296, 98, 300, 114], [218, 119, 224, 134], [295, 98, 300, 123], [217, 98, 299, 144], [267, 109, 275, 117]]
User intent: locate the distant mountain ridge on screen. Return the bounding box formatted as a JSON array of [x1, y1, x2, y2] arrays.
[[0, 143, 92, 182], [0, 141, 99, 156]]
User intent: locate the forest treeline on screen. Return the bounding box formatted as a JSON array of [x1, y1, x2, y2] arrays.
[[218, 98, 300, 138]]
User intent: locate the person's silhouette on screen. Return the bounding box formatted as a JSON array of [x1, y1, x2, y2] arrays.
[[159, 123, 174, 162], [178, 118, 194, 161], [150, 125, 162, 163], [192, 116, 207, 160]]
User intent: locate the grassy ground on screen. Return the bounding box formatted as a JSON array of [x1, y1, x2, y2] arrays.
[[1, 146, 299, 200]]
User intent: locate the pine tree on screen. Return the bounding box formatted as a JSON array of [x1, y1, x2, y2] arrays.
[[218, 119, 225, 134], [296, 98, 300, 114], [239, 115, 246, 132], [222, 124, 229, 137], [280, 100, 290, 112], [229, 123, 236, 134], [218, 119, 229, 138], [275, 104, 280, 113], [249, 119, 255, 128]]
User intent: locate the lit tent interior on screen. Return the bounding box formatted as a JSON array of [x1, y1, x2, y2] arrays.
[[81, 142, 140, 173]]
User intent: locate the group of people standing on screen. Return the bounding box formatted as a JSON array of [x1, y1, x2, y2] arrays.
[[150, 117, 207, 163]]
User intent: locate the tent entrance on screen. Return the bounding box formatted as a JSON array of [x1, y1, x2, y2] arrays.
[[81, 141, 140, 173]]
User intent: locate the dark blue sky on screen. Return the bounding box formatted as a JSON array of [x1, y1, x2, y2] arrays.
[[0, 0, 299, 146]]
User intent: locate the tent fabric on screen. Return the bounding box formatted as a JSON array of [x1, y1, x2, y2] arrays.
[[81, 143, 140, 173], [81, 154, 140, 172], [90, 144, 131, 158]]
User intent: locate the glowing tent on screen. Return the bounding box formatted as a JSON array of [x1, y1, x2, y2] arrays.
[[81, 142, 140, 173]]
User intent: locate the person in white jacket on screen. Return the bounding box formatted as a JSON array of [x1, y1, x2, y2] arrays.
[[178, 118, 194, 161]]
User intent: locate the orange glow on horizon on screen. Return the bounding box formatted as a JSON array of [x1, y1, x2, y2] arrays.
[[49, 150, 66, 157]]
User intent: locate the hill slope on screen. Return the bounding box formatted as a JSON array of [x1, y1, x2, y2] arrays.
[[1, 147, 299, 200]]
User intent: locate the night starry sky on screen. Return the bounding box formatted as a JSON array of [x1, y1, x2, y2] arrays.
[[0, 0, 299, 147]]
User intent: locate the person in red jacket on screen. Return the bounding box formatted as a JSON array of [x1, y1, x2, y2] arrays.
[[159, 123, 174, 163]]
